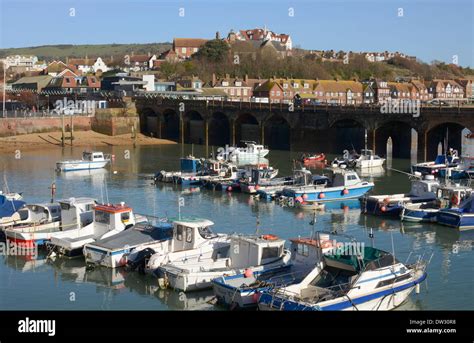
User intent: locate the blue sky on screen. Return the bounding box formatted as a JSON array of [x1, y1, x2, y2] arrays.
[[1, 0, 473, 66]]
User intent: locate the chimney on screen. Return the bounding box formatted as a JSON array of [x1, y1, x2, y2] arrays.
[[148, 51, 151, 57], [225, 73, 230, 79], [212, 73, 216, 86], [244, 74, 248, 82]]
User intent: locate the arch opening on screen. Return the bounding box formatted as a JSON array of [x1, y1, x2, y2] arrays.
[[209, 112, 230, 147], [264, 115, 290, 150], [235, 113, 259, 146]]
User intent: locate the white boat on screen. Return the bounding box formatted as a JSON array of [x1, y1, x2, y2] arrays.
[[137, 218, 230, 273], [84, 217, 228, 270], [229, 141, 269, 161], [212, 236, 336, 309], [157, 234, 291, 292], [56, 151, 110, 172], [48, 202, 146, 258], [354, 149, 385, 169], [0, 202, 61, 232], [4, 198, 96, 248], [258, 246, 428, 311]]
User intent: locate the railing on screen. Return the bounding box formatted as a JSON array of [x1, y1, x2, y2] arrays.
[[0, 110, 95, 118]]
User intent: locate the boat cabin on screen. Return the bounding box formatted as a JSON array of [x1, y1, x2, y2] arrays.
[[289, 237, 334, 269], [16, 203, 62, 225], [58, 197, 96, 229], [92, 202, 136, 233], [169, 218, 219, 252], [409, 175, 439, 197], [180, 156, 202, 174], [331, 170, 362, 187], [83, 151, 107, 162], [228, 234, 286, 268], [241, 141, 265, 153]]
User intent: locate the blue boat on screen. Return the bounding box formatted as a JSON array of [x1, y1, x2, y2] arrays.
[[212, 236, 337, 309], [0, 194, 26, 222], [411, 154, 460, 176], [400, 202, 439, 222], [361, 175, 439, 217], [279, 169, 374, 202], [436, 195, 474, 230]]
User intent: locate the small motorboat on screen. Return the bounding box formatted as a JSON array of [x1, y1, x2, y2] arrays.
[[212, 236, 336, 309], [157, 234, 291, 292], [257, 246, 428, 311], [301, 153, 326, 163], [360, 174, 439, 217], [280, 169, 374, 202], [400, 202, 440, 223], [56, 151, 111, 172], [436, 195, 474, 230], [48, 202, 147, 258], [411, 153, 460, 176], [228, 141, 269, 161], [4, 198, 96, 248], [353, 149, 385, 169]]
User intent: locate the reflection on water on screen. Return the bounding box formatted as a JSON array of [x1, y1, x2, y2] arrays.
[[0, 144, 473, 310]]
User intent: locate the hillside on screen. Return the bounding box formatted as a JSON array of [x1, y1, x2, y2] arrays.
[[0, 43, 172, 60]]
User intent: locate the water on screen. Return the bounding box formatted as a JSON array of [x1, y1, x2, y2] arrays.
[[0, 144, 473, 310]]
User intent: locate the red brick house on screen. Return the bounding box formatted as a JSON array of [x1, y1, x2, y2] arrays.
[[173, 38, 208, 59], [253, 79, 285, 103]]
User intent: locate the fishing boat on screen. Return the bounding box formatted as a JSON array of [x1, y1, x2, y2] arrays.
[[239, 167, 280, 194], [361, 174, 439, 217], [257, 246, 428, 311], [228, 141, 269, 161], [212, 236, 336, 309], [301, 153, 326, 163], [56, 151, 111, 172], [279, 169, 373, 202], [157, 234, 291, 292], [154, 155, 203, 185], [4, 198, 96, 248], [48, 202, 147, 258], [436, 195, 474, 230], [138, 218, 230, 274], [0, 202, 61, 232], [400, 183, 472, 223]]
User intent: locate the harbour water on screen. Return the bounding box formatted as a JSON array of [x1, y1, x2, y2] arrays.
[[0, 144, 473, 310]]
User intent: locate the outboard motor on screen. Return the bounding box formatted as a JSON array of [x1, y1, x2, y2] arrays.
[[126, 248, 156, 274], [154, 171, 163, 183]]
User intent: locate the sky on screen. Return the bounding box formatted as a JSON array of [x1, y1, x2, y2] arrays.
[[0, 0, 473, 66]]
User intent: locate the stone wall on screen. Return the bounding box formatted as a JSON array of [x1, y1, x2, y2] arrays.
[[0, 116, 92, 137]]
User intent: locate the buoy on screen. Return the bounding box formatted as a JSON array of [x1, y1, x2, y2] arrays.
[[302, 194, 308, 200], [227, 186, 233, 192], [255, 185, 260, 190], [342, 188, 349, 195], [318, 192, 325, 199], [295, 196, 303, 203], [381, 206, 387, 212], [244, 268, 253, 278]]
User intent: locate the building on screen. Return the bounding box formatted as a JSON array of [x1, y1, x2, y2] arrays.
[[410, 79, 431, 101], [426, 79, 465, 100], [43, 70, 100, 94], [68, 57, 109, 74], [455, 79, 474, 99], [228, 27, 292, 50], [210, 74, 253, 101], [172, 38, 208, 59], [3, 55, 39, 69], [176, 76, 203, 90], [312, 80, 363, 105], [253, 79, 285, 103], [362, 83, 376, 104], [12, 75, 53, 92], [43, 60, 80, 77], [128, 54, 157, 71], [371, 79, 391, 103]]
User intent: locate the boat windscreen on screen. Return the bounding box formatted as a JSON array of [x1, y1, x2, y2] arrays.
[[324, 247, 395, 272]]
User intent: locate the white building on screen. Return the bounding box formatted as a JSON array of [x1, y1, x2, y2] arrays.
[[3, 55, 39, 69]]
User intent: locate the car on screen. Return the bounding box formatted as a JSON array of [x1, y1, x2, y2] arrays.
[[427, 99, 450, 106]]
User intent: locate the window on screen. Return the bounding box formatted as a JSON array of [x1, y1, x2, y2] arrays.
[[243, 89, 248, 95], [121, 212, 130, 222], [304, 83, 309, 89], [95, 210, 110, 224], [181, 47, 186, 53], [262, 247, 280, 259], [176, 225, 183, 241], [297, 243, 309, 256], [193, 48, 198, 52], [283, 84, 288, 89], [186, 227, 193, 243], [271, 91, 275, 96]]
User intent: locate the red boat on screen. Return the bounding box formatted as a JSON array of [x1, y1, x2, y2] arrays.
[[302, 153, 326, 163]]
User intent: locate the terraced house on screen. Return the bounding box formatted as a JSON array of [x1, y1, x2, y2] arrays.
[[210, 74, 254, 102], [427, 79, 464, 99]]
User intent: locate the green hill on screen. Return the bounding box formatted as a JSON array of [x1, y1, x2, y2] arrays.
[[0, 43, 172, 60]]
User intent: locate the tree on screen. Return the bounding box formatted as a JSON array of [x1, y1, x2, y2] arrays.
[[193, 39, 230, 63]]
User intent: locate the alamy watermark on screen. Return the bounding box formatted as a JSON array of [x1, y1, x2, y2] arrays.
[[53, 98, 97, 115], [0, 240, 38, 259], [380, 99, 420, 118]]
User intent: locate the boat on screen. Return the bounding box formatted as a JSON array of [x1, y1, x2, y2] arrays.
[[411, 154, 460, 176], [360, 174, 439, 217], [0, 193, 26, 226], [279, 169, 374, 202], [228, 141, 269, 161], [239, 167, 280, 194], [212, 236, 336, 309], [257, 246, 428, 311], [157, 234, 291, 292], [296, 201, 325, 211], [0, 202, 60, 232], [4, 198, 96, 248], [154, 155, 203, 185], [137, 218, 230, 274], [436, 195, 474, 230], [301, 153, 326, 163], [56, 151, 111, 172], [48, 202, 147, 258], [400, 183, 472, 223], [83, 220, 174, 269], [354, 149, 385, 169]]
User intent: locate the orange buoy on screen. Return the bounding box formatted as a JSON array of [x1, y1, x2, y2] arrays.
[[318, 192, 325, 199], [244, 268, 253, 278], [342, 188, 349, 195]]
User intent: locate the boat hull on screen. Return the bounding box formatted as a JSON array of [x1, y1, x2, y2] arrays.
[[283, 184, 373, 202], [56, 160, 109, 172], [436, 210, 474, 230]]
